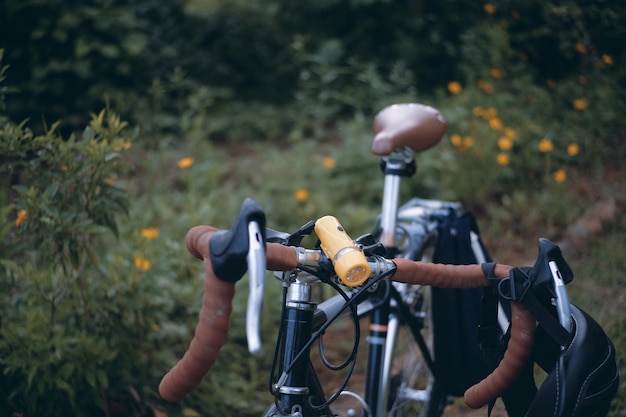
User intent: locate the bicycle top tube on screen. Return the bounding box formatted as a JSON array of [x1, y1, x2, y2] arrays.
[[371, 103, 447, 156], [158, 207, 536, 411]]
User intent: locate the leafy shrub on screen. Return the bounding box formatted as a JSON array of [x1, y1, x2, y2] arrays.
[[0, 57, 194, 413]]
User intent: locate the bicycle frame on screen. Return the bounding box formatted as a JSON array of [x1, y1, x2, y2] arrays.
[[264, 147, 452, 417]]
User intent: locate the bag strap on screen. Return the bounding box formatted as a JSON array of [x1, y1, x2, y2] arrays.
[[497, 266, 570, 346]]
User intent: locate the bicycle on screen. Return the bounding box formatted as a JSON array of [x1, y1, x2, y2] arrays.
[[158, 104, 619, 417]]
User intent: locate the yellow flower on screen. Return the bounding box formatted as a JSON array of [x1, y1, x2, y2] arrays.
[[472, 106, 484, 117], [602, 54, 613, 65], [489, 68, 502, 79], [488, 117, 503, 131], [113, 141, 131, 152], [567, 143, 580, 156], [294, 189, 309, 202], [538, 138, 554, 153], [575, 43, 586, 54], [477, 79, 494, 94], [450, 133, 463, 147], [496, 153, 510, 166], [485, 107, 498, 119], [141, 227, 160, 240], [484, 3, 496, 14], [134, 255, 151, 272], [462, 136, 475, 148], [498, 137, 513, 151], [504, 127, 516, 139], [447, 81, 463, 95], [15, 209, 27, 227], [573, 98, 589, 110], [552, 168, 567, 183], [178, 157, 194, 169], [322, 157, 336, 168]]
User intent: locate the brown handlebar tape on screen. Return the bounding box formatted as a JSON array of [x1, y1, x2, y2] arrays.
[[158, 226, 234, 402], [392, 258, 512, 288], [159, 227, 297, 402], [464, 301, 536, 408], [392, 258, 536, 408]]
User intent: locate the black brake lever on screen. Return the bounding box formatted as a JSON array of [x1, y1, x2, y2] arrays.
[[209, 198, 266, 282]]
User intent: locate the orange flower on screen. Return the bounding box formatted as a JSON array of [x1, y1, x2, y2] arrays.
[[484, 3, 496, 14], [496, 153, 510, 166], [177, 157, 194, 169], [462, 136, 475, 148], [552, 168, 567, 183], [504, 127, 516, 139], [134, 255, 151, 272], [322, 157, 336, 168], [498, 137, 513, 151], [488, 117, 503, 131], [114, 141, 132, 151], [485, 107, 498, 119], [575, 43, 586, 54], [15, 209, 27, 227], [477, 79, 494, 94], [472, 106, 484, 117], [447, 81, 463, 95], [489, 68, 502, 79], [567, 143, 580, 156], [538, 139, 554, 153], [602, 54, 613, 65], [141, 227, 160, 240], [450, 133, 463, 147], [294, 189, 309, 202], [546, 79, 556, 90], [573, 98, 589, 110]]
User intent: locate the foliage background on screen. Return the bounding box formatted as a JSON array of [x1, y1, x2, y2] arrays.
[[0, 0, 624, 416]]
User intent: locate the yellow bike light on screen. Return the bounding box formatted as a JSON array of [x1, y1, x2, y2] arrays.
[[315, 216, 370, 287]]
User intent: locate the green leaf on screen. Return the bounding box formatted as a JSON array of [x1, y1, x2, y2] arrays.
[[44, 181, 60, 199], [85, 370, 97, 388], [95, 369, 108, 388]]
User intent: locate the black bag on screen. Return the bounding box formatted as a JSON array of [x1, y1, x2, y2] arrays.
[[431, 210, 493, 397]]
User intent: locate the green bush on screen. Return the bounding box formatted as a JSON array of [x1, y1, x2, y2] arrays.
[[0, 60, 197, 413]]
